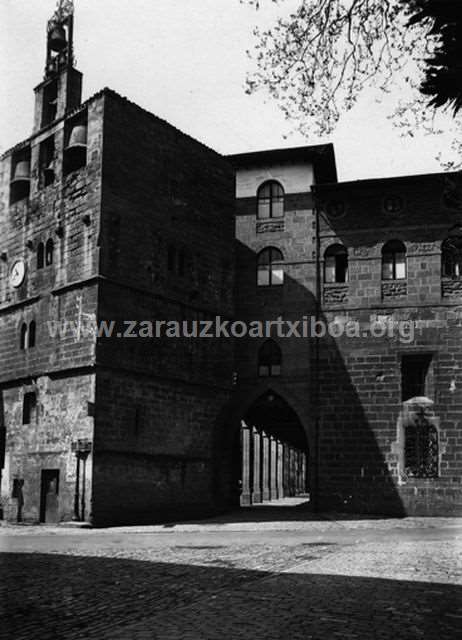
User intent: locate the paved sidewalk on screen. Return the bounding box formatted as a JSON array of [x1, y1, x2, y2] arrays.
[[1, 507, 461, 639]]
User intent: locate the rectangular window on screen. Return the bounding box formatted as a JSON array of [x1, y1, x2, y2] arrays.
[[258, 200, 270, 219], [10, 147, 31, 205], [395, 254, 406, 279], [272, 199, 284, 218], [271, 266, 284, 285], [257, 266, 270, 286], [39, 136, 55, 188], [401, 354, 432, 401], [42, 80, 58, 127], [382, 257, 394, 280], [23, 392, 37, 425], [324, 257, 336, 283], [63, 111, 87, 176]]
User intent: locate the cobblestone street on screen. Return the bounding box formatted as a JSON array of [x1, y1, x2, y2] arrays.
[[1, 504, 461, 639]]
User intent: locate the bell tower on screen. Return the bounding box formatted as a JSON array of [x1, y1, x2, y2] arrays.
[[33, 0, 82, 133]]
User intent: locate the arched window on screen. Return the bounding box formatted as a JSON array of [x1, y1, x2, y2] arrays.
[[258, 340, 281, 377], [45, 239, 54, 266], [37, 242, 45, 270], [20, 324, 28, 350], [442, 235, 462, 278], [382, 240, 406, 280], [257, 247, 284, 286], [22, 392, 37, 425], [257, 181, 284, 219], [404, 421, 438, 478], [324, 244, 348, 283], [28, 321, 36, 349]]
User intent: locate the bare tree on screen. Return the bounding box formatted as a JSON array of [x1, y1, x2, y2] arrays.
[[241, 0, 462, 168]]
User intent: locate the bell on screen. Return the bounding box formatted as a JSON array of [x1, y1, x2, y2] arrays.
[[12, 160, 30, 182], [67, 124, 87, 149], [49, 25, 67, 52]]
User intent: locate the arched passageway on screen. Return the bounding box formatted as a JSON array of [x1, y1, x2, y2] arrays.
[[236, 392, 309, 506]]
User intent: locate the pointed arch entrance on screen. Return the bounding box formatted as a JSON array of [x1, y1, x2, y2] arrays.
[[236, 391, 310, 506]]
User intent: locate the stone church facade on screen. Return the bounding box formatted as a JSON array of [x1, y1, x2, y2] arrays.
[[1, 4, 461, 524]]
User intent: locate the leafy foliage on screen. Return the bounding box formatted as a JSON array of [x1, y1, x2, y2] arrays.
[[408, 0, 462, 114], [241, 0, 461, 164]]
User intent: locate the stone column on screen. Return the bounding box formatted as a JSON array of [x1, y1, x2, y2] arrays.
[[296, 450, 302, 495], [283, 444, 290, 496], [301, 451, 307, 495], [277, 440, 284, 499], [289, 447, 295, 496], [240, 422, 252, 506], [262, 431, 270, 502], [270, 436, 277, 501], [252, 427, 262, 503]]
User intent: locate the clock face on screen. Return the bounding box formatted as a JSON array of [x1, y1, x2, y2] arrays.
[[10, 259, 26, 288]]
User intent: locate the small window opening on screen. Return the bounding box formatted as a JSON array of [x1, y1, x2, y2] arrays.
[[258, 340, 282, 377], [404, 421, 438, 478], [20, 324, 28, 350], [442, 235, 462, 278], [401, 354, 432, 401], [10, 147, 31, 205], [382, 240, 406, 280], [257, 248, 284, 287], [45, 239, 54, 266], [37, 243, 45, 270], [63, 112, 87, 176], [23, 392, 37, 425], [257, 181, 284, 219], [42, 80, 58, 127], [39, 136, 55, 187], [324, 244, 348, 283], [28, 321, 36, 349]]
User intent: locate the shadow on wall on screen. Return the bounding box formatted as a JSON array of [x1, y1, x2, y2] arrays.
[[213, 240, 406, 516], [0, 393, 4, 520], [1, 552, 460, 639]]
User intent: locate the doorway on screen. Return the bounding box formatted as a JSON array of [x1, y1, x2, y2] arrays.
[[40, 469, 60, 523], [238, 391, 309, 506]]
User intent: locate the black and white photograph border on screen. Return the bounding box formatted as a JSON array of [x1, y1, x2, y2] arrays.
[[0, 1, 461, 638]]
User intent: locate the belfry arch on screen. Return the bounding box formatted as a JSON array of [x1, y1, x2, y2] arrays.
[[234, 391, 310, 507]]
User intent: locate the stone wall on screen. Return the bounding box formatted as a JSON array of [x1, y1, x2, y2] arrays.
[[89, 91, 236, 524], [315, 173, 462, 515], [0, 95, 104, 522]]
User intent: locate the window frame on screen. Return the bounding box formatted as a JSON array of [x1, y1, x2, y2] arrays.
[[257, 247, 284, 287], [37, 242, 45, 270], [22, 392, 37, 425], [257, 181, 285, 220], [258, 339, 282, 377], [404, 419, 439, 479], [382, 239, 407, 280], [45, 239, 54, 267], [324, 243, 348, 283], [441, 236, 462, 279]]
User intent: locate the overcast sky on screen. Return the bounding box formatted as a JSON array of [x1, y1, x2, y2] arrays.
[[0, 0, 456, 181]]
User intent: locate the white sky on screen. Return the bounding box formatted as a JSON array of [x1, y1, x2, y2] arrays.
[[0, 0, 457, 181]]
